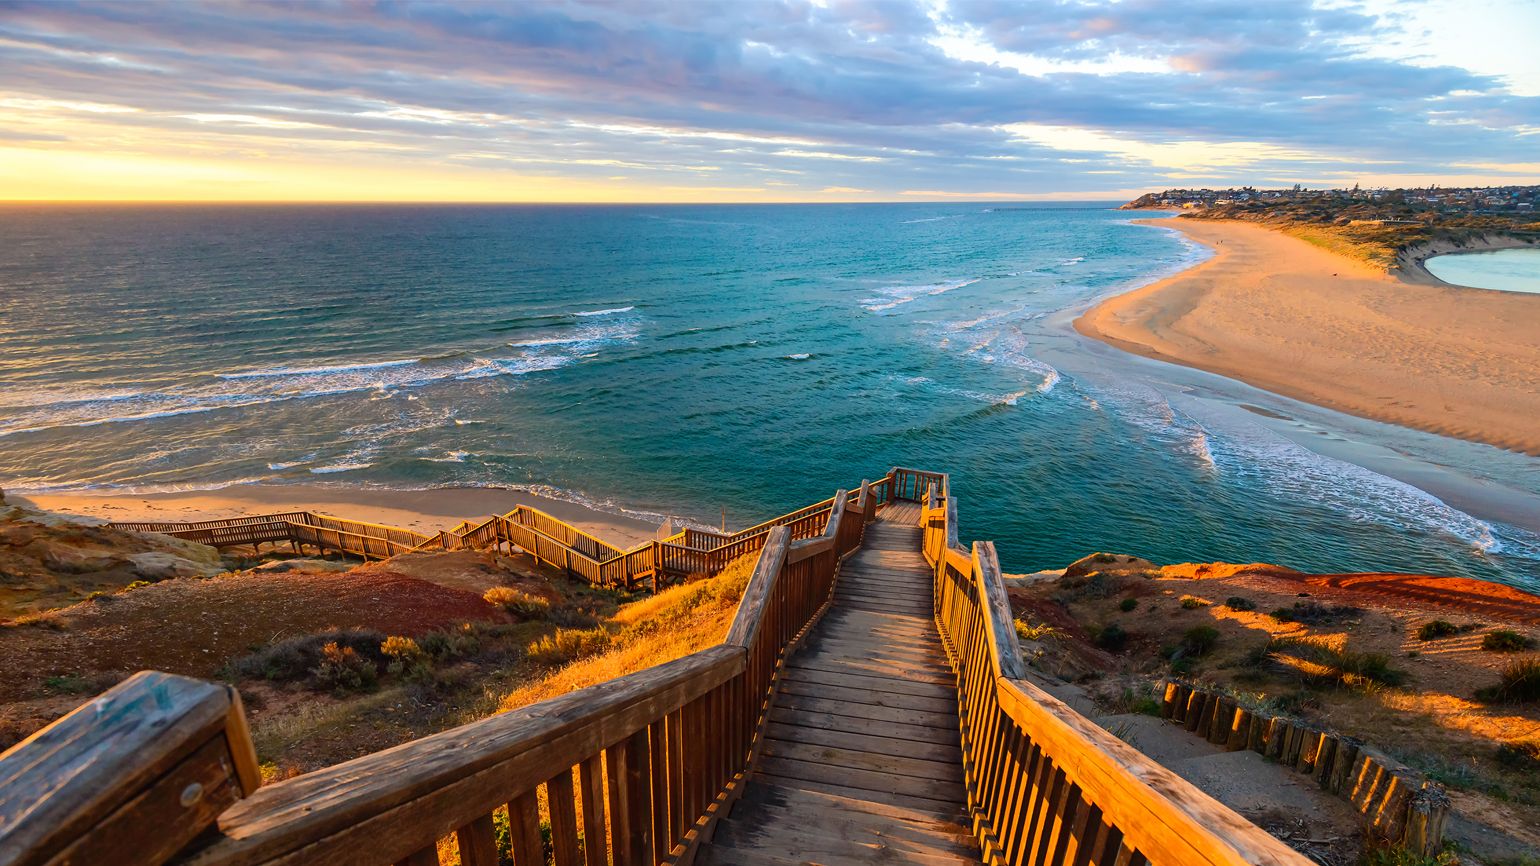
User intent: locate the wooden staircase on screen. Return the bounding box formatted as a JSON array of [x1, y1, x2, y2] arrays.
[[4, 469, 1319, 866], [697, 500, 982, 864]]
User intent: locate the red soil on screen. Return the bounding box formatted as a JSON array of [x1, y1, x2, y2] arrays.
[[0, 568, 507, 703]]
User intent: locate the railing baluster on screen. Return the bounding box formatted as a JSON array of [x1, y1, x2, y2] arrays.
[[547, 768, 582, 866], [509, 791, 543, 866], [579, 755, 609, 866], [648, 721, 669, 864], [454, 814, 499, 866], [623, 728, 652, 865]]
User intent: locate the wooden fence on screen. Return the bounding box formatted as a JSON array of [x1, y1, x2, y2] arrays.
[[118, 478, 894, 591], [922, 472, 1312, 866], [7, 484, 875, 866], [1160, 680, 1449, 855], [112, 512, 433, 561]]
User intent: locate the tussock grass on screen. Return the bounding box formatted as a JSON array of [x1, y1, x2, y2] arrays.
[[499, 555, 757, 712], [483, 587, 550, 620], [1266, 635, 1406, 688], [1482, 629, 1536, 653], [1477, 656, 1540, 704]]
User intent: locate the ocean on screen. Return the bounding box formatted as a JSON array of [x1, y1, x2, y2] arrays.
[[2, 203, 1537, 588]]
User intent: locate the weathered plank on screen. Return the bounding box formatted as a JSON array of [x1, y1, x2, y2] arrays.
[[0, 671, 257, 866]]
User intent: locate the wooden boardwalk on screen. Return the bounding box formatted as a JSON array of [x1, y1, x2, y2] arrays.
[[698, 500, 982, 865]]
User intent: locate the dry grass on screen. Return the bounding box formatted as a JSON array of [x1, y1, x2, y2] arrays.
[[498, 554, 757, 712], [1015, 561, 1540, 853], [1279, 224, 1396, 268]]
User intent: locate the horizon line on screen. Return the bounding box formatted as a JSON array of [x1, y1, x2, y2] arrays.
[[0, 197, 1133, 206]]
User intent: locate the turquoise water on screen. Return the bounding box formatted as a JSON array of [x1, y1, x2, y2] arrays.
[[1, 204, 1536, 587], [1424, 248, 1540, 294]]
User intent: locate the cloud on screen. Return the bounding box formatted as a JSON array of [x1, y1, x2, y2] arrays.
[[0, 0, 1536, 200]]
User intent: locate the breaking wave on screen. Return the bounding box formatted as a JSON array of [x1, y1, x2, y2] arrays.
[[861, 277, 981, 313]]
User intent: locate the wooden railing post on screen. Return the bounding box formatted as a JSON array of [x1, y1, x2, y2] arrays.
[[0, 672, 260, 866]]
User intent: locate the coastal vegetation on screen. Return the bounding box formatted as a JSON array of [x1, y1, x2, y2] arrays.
[[1004, 552, 1540, 860], [1123, 185, 1540, 269]]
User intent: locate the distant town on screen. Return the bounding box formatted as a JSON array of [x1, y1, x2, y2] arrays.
[[1125, 184, 1538, 217], [1123, 184, 1540, 268]]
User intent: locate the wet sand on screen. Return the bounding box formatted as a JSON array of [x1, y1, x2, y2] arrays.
[[21, 484, 664, 549], [1076, 218, 1540, 456]]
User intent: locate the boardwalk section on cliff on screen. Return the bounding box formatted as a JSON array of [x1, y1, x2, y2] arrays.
[[698, 500, 978, 864], [2, 468, 1314, 866]]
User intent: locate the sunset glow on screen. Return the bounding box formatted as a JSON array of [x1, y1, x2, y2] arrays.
[[0, 0, 1536, 201]]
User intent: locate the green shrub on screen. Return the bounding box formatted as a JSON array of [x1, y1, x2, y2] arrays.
[[1083, 572, 1114, 599], [420, 623, 482, 662], [528, 627, 612, 665], [1179, 595, 1209, 610], [1119, 598, 1137, 612], [312, 641, 378, 694], [1094, 624, 1128, 652], [1270, 601, 1363, 625], [1266, 638, 1406, 687], [1224, 596, 1256, 612], [122, 580, 153, 592], [1482, 629, 1536, 653], [484, 586, 551, 621], [381, 635, 428, 678], [228, 628, 387, 683], [1417, 620, 1459, 641], [1177, 626, 1220, 657], [1477, 656, 1540, 703]]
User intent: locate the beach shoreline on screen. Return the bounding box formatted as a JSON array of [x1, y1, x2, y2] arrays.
[[1075, 217, 1540, 456], [18, 483, 665, 549]]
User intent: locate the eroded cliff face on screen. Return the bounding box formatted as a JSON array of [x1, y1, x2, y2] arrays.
[[0, 490, 228, 618]]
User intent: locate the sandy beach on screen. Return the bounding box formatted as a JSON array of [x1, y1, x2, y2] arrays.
[[19, 484, 664, 549], [1076, 218, 1540, 456]]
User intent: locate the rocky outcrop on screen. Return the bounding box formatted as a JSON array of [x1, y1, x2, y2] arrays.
[[0, 498, 229, 618]]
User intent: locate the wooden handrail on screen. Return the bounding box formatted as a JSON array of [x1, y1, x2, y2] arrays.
[[111, 476, 897, 592], [923, 471, 1311, 866], [12, 494, 862, 866], [10, 470, 1320, 865], [0, 672, 259, 866], [169, 514, 845, 866]]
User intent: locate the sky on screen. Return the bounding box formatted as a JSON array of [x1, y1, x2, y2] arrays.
[[1, 0, 1537, 202]]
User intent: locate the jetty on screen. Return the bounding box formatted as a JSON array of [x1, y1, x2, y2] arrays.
[[2, 468, 1313, 866]]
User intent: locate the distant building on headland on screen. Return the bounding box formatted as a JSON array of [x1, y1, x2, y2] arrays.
[[1127, 184, 1540, 218]]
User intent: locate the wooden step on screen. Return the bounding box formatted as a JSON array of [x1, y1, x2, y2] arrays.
[[704, 815, 976, 866], [694, 506, 979, 865]]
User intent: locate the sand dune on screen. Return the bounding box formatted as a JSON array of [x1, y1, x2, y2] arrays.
[[1076, 219, 1540, 456]]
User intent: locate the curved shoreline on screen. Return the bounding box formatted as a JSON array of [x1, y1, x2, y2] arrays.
[[1076, 218, 1540, 456], [1396, 233, 1540, 287]]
